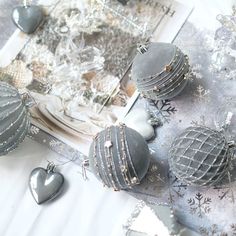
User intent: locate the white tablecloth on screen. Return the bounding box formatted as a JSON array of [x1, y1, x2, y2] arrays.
[[0, 138, 139, 236]]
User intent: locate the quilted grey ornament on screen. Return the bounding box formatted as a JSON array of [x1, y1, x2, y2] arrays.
[[131, 42, 189, 100], [12, 5, 44, 34], [88, 124, 150, 190], [0, 82, 30, 156], [169, 126, 232, 186]]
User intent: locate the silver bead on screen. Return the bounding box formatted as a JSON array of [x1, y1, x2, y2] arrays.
[[104, 140, 113, 148]]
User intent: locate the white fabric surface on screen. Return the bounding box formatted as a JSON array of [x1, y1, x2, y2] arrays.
[[0, 138, 139, 236]]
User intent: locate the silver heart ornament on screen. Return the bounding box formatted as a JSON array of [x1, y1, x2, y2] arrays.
[[29, 163, 64, 205], [12, 5, 44, 34]]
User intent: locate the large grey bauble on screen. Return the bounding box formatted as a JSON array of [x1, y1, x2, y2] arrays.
[[169, 126, 232, 186], [0, 82, 30, 156], [89, 124, 150, 190], [12, 5, 44, 34], [131, 42, 189, 100]]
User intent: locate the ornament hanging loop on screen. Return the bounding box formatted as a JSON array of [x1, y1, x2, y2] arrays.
[[46, 161, 56, 173], [228, 140, 235, 148], [23, 0, 31, 7], [137, 44, 148, 54], [82, 159, 89, 181]]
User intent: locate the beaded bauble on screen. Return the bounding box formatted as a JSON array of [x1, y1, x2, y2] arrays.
[[131, 42, 189, 100], [169, 126, 232, 186], [88, 124, 150, 190], [0, 82, 30, 155]]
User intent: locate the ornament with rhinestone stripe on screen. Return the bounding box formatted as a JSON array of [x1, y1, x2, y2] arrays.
[[169, 126, 233, 186], [0, 82, 30, 156], [131, 42, 190, 100], [88, 124, 150, 190]]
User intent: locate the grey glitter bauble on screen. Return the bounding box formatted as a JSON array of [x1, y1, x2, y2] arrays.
[[89, 124, 150, 190], [131, 42, 189, 100], [169, 126, 232, 186], [0, 82, 30, 156]]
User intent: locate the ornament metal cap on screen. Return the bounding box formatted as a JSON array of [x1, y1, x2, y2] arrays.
[[137, 44, 149, 54]]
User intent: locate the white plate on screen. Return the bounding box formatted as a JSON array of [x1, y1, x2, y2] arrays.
[[46, 103, 103, 135], [37, 103, 94, 138]]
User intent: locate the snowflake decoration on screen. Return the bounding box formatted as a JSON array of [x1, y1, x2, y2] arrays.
[[208, 63, 218, 74], [215, 183, 235, 203], [191, 115, 206, 126], [199, 224, 219, 236], [148, 99, 177, 123], [231, 224, 236, 235], [29, 125, 40, 135], [188, 192, 211, 218], [194, 85, 211, 102], [199, 223, 236, 236], [49, 139, 65, 154], [145, 163, 166, 185], [167, 172, 187, 204], [187, 64, 203, 81], [169, 174, 187, 200], [49, 139, 63, 148]]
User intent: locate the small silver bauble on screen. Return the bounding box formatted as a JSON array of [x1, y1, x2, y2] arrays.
[[169, 126, 232, 186], [88, 124, 150, 190], [0, 82, 30, 155], [131, 42, 189, 100]]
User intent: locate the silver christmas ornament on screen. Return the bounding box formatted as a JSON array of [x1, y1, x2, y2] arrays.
[[169, 126, 232, 186], [0, 82, 30, 155], [88, 124, 150, 190], [12, 3, 44, 34], [131, 42, 189, 100], [29, 162, 64, 204]]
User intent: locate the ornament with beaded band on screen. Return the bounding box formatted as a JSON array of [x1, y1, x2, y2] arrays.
[[131, 42, 189, 100], [0, 82, 30, 155], [88, 124, 150, 190], [169, 126, 233, 186]]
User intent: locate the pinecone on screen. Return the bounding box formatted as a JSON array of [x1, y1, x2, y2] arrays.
[[169, 126, 232, 186]]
